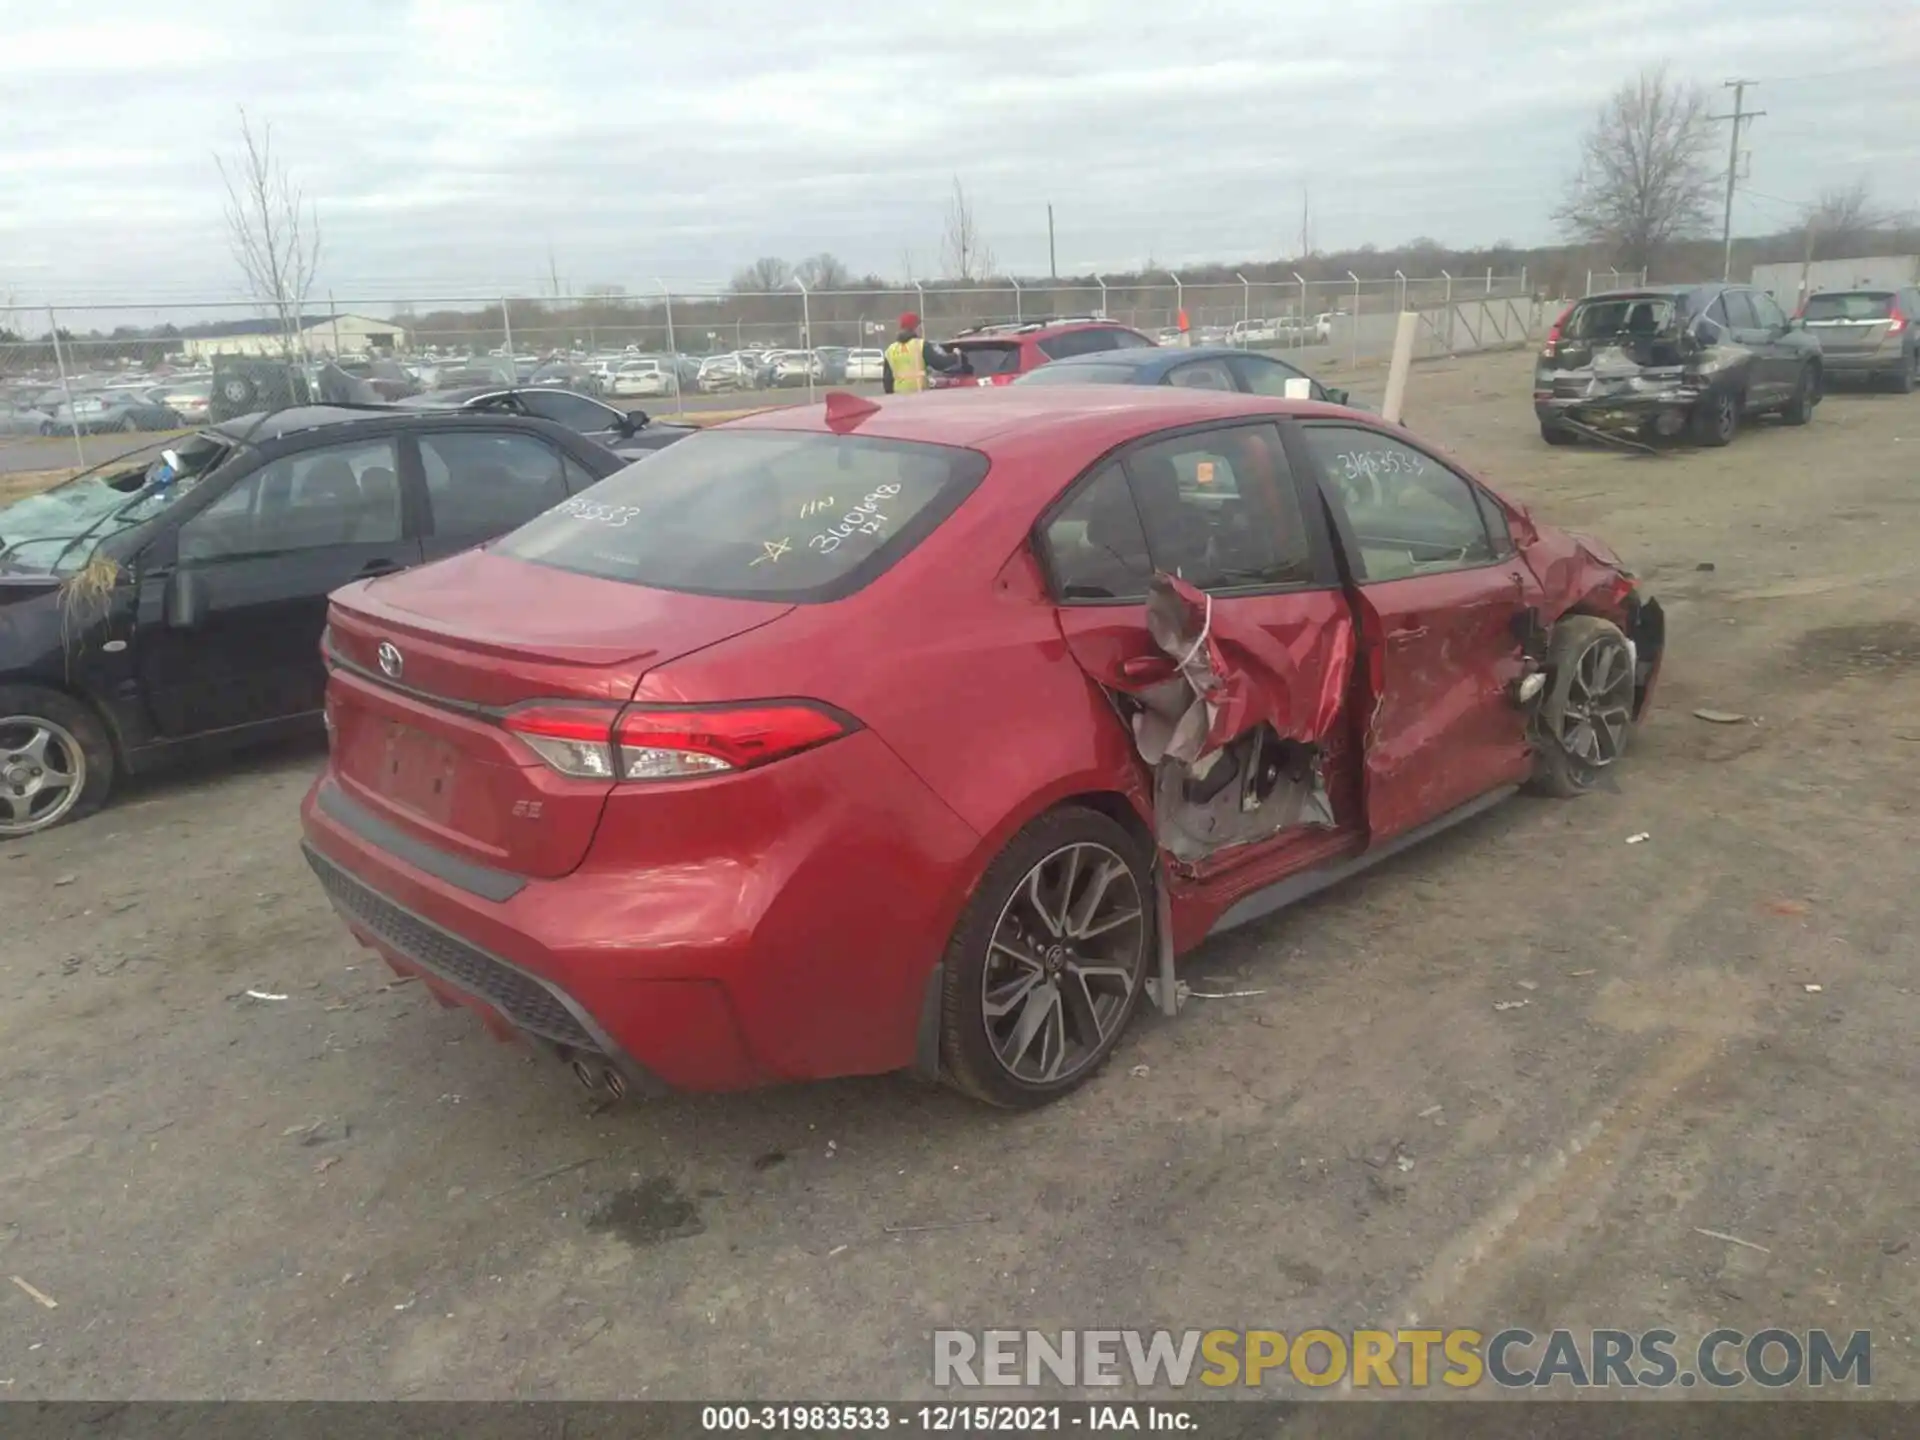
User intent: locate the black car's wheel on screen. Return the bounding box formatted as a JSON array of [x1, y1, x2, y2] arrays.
[[219, 373, 261, 411], [1894, 351, 1917, 395], [1782, 364, 1819, 425], [1690, 388, 1739, 447], [1530, 616, 1636, 799], [39, 420, 56, 437], [939, 807, 1154, 1108], [1540, 420, 1578, 447], [0, 687, 115, 838], [118, 413, 139, 432]]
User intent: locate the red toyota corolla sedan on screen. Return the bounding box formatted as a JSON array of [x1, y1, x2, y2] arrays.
[[301, 386, 1663, 1108]]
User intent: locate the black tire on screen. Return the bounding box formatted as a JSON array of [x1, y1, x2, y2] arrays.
[[1690, 387, 1739, 447], [0, 685, 116, 838], [39, 420, 56, 437], [939, 806, 1156, 1108], [1894, 351, 1917, 395], [118, 414, 138, 433], [1782, 364, 1818, 425], [1540, 420, 1578, 447], [1529, 616, 1637, 799]]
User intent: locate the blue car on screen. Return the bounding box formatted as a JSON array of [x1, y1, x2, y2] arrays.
[[1012, 344, 1359, 408]]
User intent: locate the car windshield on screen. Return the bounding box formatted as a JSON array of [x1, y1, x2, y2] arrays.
[[1014, 363, 1140, 385], [495, 429, 989, 602], [953, 342, 1023, 376], [0, 433, 232, 576], [1565, 295, 1678, 339], [1802, 292, 1895, 322]]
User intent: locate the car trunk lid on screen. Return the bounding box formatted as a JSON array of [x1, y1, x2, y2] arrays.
[[1800, 292, 1901, 356], [323, 549, 793, 879]]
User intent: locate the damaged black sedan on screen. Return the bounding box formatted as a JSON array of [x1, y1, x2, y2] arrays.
[[1535, 283, 1822, 448]]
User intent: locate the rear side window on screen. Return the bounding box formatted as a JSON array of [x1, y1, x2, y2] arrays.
[[1165, 359, 1236, 390], [1802, 292, 1896, 321], [954, 343, 1024, 377], [1038, 328, 1138, 360], [495, 431, 989, 602], [420, 431, 568, 538], [1720, 291, 1758, 329]]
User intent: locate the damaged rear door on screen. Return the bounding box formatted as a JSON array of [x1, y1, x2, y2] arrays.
[[1296, 421, 1535, 842], [1036, 420, 1359, 869]]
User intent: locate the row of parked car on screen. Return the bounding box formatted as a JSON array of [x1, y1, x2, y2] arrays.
[[1533, 280, 1920, 449], [0, 374, 214, 436]]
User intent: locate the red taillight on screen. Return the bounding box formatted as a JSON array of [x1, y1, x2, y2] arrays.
[[503, 701, 853, 781], [1890, 303, 1907, 334], [1541, 305, 1572, 359]]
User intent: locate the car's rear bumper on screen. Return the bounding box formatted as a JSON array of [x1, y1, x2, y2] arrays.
[[299, 733, 981, 1094], [1818, 349, 1902, 375]]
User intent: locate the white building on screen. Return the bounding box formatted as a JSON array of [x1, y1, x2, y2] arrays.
[[180, 312, 407, 360], [1751, 255, 1920, 308]]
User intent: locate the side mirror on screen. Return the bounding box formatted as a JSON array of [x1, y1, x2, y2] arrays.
[[1324, 386, 1351, 406], [166, 568, 204, 629]]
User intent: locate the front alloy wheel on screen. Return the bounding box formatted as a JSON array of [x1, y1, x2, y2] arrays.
[[940, 810, 1153, 1106], [0, 715, 87, 836], [1531, 616, 1636, 798]]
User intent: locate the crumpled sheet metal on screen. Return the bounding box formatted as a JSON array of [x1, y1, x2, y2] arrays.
[[1114, 573, 1350, 860]]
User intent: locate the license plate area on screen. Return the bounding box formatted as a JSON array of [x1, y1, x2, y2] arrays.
[[379, 722, 461, 823]]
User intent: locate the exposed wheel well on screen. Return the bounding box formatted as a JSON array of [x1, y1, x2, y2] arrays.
[[1058, 790, 1156, 861], [2, 677, 127, 767]]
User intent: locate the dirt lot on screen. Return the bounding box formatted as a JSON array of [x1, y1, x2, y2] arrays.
[[3, 349, 1919, 1400]]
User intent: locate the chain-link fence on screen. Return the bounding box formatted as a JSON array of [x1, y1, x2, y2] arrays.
[[2, 270, 1544, 471]]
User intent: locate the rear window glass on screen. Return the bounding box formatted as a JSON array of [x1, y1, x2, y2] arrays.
[[1803, 292, 1895, 321], [1565, 296, 1677, 339], [1014, 363, 1138, 385], [953, 342, 1024, 376], [494, 430, 989, 602]]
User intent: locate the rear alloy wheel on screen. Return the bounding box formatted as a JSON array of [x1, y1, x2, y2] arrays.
[[0, 688, 115, 837], [1691, 389, 1739, 447], [939, 809, 1153, 1108], [1530, 616, 1636, 798], [1782, 364, 1818, 425]]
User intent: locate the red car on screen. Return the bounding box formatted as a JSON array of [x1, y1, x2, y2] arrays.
[[301, 387, 1664, 1108], [931, 318, 1156, 390]]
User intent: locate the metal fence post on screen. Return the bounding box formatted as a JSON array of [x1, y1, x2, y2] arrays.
[[1096, 275, 1108, 318], [792, 276, 813, 403], [328, 291, 342, 358], [657, 280, 681, 415], [47, 306, 84, 468], [1169, 272, 1183, 342], [1009, 276, 1022, 323], [1235, 272, 1251, 331], [1585, 270, 1593, 297], [1294, 272, 1308, 348], [1485, 267, 1493, 294], [1394, 269, 1407, 314], [500, 295, 514, 360], [1519, 265, 1528, 296], [914, 281, 926, 329], [1348, 271, 1361, 368]]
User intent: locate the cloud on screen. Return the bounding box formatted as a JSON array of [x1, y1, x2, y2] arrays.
[[1, 0, 1915, 319]]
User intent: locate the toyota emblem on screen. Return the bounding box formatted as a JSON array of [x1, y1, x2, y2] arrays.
[[377, 642, 404, 680]]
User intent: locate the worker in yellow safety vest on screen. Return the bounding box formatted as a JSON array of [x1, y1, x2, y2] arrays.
[[882, 312, 960, 394]]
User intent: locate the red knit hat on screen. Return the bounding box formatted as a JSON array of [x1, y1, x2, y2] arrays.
[[898, 312, 921, 331]]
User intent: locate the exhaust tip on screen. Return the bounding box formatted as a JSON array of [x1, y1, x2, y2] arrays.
[[570, 1058, 602, 1092], [602, 1067, 628, 1100]]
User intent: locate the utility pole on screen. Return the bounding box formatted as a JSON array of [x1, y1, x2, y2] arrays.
[[1710, 80, 1764, 282], [1047, 204, 1057, 280], [1300, 186, 1311, 260]]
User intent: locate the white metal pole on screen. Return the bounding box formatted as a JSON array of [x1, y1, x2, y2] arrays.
[[1009, 276, 1021, 323], [657, 280, 681, 415], [1235, 271, 1250, 331], [1348, 271, 1361, 368], [1169, 272, 1183, 344], [1096, 275, 1108, 317], [328, 290, 342, 359], [1394, 269, 1407, 314], [792, 276, 813, 403], [47, 307, 84, 468], [1485, 267, 1493, 294], [500, 296, 514, 363], [1294, 272, 1308, 349]]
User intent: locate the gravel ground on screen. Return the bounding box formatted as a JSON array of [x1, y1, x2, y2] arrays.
[[3, 351, 1919, 1400]]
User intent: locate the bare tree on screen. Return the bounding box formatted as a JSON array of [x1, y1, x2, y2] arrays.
[[1553, 67, 1717, 273], [216, 108, 322, 359], [793, 252, 851, 291], [941, 177, 996, 282], [730, 257, 792, 293], [1799, 181, 1905, 261]]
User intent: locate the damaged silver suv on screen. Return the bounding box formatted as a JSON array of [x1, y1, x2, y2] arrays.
[[1534, 283, 1823, 448]]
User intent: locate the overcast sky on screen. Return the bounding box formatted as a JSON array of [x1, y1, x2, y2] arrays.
[[3, 0, 1917, 317]]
